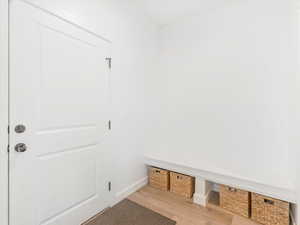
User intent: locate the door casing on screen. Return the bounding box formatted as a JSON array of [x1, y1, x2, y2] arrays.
[[0, 0, 9, 225]]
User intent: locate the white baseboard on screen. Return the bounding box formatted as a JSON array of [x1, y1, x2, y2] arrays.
[[193, 190, 211, 207], [113, 177, 148, 205]]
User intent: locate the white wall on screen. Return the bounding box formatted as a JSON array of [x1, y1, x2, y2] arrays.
[[19, 0, 160, 203], [0, 0, 8, 224], [291, 6, 300, 224], [154, 0, 298, 193]]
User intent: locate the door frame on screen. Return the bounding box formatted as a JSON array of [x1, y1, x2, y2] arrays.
[[0, 0, 9, 225]]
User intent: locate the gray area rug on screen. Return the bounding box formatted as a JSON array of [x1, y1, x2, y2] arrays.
[[86, 199, 176, 225]]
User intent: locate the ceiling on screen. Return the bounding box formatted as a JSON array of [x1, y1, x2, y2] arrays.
[[134, 0, 236, 25]]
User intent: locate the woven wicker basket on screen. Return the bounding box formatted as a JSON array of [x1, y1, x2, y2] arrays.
[[149, 167, 170, 191], [220, 185, 250, 218], [170, 172, 195, 198], [252, 193, 289, 225]]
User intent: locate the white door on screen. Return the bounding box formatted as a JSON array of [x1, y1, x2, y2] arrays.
[[9, 1, 112, 225]]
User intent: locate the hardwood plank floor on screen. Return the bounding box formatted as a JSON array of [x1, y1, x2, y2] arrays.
[[128, 186, 260, 225]]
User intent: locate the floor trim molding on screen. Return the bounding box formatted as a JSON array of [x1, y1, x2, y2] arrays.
[[113, 177, 148, 205]]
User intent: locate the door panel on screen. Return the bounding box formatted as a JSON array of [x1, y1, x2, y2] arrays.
[[39, 149, 97, 223], [9, 1, 111, 225], [38, 25, 104, 130]]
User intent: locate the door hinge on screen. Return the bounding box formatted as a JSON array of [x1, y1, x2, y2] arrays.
[[108, 120, 111, 130], [7, 125, 9, 134], [7, 145, 9, 153], [108, 182, 112, 192], [105, 57, 112, 69]]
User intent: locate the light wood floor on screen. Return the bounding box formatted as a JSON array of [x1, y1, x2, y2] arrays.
[[128, 186, 260, 225]]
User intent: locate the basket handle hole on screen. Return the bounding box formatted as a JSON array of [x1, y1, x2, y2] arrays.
[[228, 187, 237, 192], [264, 199, 274, 205]]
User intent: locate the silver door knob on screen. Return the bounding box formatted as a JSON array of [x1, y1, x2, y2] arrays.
[[15, 143, 27, 152], [15, 124, 26, 133]]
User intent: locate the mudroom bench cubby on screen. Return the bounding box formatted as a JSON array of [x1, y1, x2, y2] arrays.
[[149, 167, 195, 198], [145, 155, 297, 225]]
